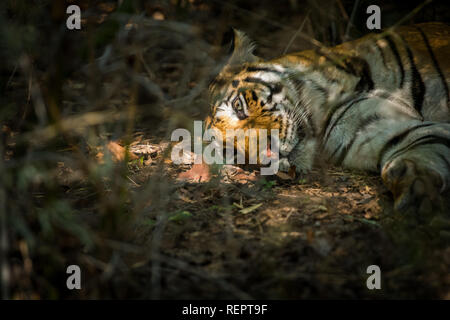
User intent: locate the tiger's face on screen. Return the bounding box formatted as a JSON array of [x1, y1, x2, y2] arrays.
[[208, 30, 307, 165], [205, 29, 327, 173], [209, 71, 284, 130], [207, 68, 300, 159]]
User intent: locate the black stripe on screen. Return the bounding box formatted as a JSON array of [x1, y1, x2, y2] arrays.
[[272, 83, 283, 94], [315, 49, 373, 91], [322, 99, 348, 139], [307, 79, 328, 97], [376, 123, 436, 168], [244, 77, 283, 104], [226, 91, 235, 102], [316, 48, 373, 92], [328, 145, 344, 164], [335, 114, 382, 164], [243, 77, 273, 89], [251, 90, 258, 101], [403, 39, 425, 115], [323, 96, 369, 141], [415, 26, 450, 109], [289, 78, 305, 93], [246, 66, 283, 75], [349, 57, 374, 92], [384, 34, 405, 87], [296, 126, 306, 141], [387, 135, 450, 165], [305, 110, 317, 137], [372, 90, 413, 111]]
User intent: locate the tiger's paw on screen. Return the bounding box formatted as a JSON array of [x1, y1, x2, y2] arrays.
[[278, 157, 312, 175], [278, 158, 291, 173], [381, 158, 444, 215]]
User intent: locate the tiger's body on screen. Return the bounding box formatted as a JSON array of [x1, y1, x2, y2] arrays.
[[207, 22, 450, 212]]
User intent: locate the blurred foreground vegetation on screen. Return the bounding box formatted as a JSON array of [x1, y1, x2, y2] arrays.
[[1, 0, 449, 299]]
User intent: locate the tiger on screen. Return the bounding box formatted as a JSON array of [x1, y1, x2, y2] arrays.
[[206, 22, 450, 214]]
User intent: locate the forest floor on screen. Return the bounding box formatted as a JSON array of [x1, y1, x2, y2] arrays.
[[90, 135, 450, 299], [133, 141, 450, 299]]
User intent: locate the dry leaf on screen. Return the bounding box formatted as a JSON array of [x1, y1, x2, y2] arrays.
[[107, 141, 138, 162], [276, 171, 293, 180], [177, 163, 211, 182], [234, 173, 257, 181], [96, 141, 138, 163]]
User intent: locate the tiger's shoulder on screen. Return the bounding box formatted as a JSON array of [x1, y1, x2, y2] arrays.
[[336, 22, 450, 75], [273, 22, 450, 79], [271, 22, 449, 122]]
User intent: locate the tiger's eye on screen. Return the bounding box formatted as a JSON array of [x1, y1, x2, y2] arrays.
[[232, 96, 247, 120], [234, 99, 242, 110]]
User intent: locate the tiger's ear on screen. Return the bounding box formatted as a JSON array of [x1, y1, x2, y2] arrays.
[[227, 29, 261, 66], [209, 29, 261, 89]]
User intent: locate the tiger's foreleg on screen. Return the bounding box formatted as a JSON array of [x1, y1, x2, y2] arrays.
[[322, 95, 450, 214]]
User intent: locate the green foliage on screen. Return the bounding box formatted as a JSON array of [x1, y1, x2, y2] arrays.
[[169, 210, 192, 222], [262, 179, 276, 190]]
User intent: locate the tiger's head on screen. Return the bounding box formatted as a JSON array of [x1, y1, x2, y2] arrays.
[[206, 30, 305, 164]]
